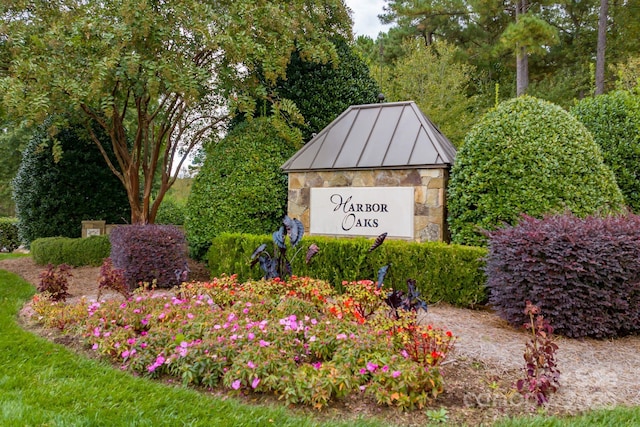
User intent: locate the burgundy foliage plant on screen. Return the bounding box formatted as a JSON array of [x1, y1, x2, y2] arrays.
[[109, 224, 188, 289], [485, 213, 640, 338], [516, 301, 560, 407], [38, 263, 73, 301]]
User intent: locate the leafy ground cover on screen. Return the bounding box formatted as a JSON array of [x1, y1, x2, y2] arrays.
[[3, 254, 640, 426], [31, 275, 455, 411]]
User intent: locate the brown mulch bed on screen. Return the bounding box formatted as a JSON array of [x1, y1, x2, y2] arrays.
[[2, 256, 640, 426]]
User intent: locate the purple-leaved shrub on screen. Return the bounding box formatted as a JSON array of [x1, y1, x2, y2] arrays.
[[486, 213, 640, 338], [109, 224, 188, 289]]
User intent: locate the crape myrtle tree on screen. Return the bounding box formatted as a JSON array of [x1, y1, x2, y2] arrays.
[[0, 0, 351, 224]]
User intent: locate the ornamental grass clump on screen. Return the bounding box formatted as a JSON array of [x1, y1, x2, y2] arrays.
[[31, 275, 455, 411]]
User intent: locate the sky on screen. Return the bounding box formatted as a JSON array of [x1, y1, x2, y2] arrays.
[[345, 0, 393, 39]]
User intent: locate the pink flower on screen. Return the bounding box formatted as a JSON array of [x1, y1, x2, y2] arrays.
[[336, 333, 347, 340], [259, 340, 270, 347], [187, 313, 194, 319], [158, 312, 166, 320], [251, 377, 260, 389], [401, 349, 409, 359], [359, 368, 367, 375], [247, 332, 255, 340], [120, 303, 127, 309], [92, 343, 99, 350], [312, 362, 322, 369], [366, 362, 378, 372], [127, 338, 136, 345], [392, 370, 402, 378], [93, 327, 100, 337], [247, 361, 256, 369], [382, 365, 389, 372], [242, 308, 249, 314], [231, 380, 241, 390]]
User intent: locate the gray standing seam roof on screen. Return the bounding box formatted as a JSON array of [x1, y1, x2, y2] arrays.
[[281, 101, 456, 172]]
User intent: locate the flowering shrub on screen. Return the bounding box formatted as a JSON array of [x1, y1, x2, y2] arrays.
[[32, 276, 456, 410]]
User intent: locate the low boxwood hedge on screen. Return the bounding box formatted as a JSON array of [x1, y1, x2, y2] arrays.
[[208, 234, 488, 308], [31, 235, 110, 267]]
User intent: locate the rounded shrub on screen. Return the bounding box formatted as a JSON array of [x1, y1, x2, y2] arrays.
[[185, 117, 300, 259], [447, 95, 624, 246], [12, 118, 130, 246], [486, 213, 640, 338], [109, 224, 187, 289], [571, 90, 640, 213], [155, 198, 186, 225]]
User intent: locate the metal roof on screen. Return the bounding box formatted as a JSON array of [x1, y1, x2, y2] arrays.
[[281, 101, 456, 172]]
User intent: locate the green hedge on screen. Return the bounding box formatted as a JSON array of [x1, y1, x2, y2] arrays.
[[208, 234, 488, 308], [31, 235, 111, 267], [0, 218, 19, 252]]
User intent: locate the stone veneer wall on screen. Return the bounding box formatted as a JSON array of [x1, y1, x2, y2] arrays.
[[287, 168, 449, 242]]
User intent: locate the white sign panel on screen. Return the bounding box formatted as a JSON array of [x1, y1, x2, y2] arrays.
[[310, 187, 414, 238]]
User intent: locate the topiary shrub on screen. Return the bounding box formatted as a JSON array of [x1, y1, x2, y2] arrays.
[[185, 117, 300, 259], [485, 213, 640, 338], [0, 217, 19, 252], [155, 198, 186, 226], [571, 90, 640, 213], [12, 118, 130, 246], [447, 95, 624, 246], [109, 224, 188, 289]]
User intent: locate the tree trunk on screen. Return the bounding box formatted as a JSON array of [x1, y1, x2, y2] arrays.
[[595, 0, 608, 95], [516, 0, 529, 96]]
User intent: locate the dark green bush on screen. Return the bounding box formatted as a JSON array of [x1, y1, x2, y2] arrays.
[[0, 217, 19, 252], [31, 235, 110, 266], [110, 225, 188, 289], [207, 233, 488, 308], [231, 37, 380, 141], [12, 118, 130, 246], [185, 117, 299, 259], [448, 95, 624, 246], [571, 91, 640, 213]]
